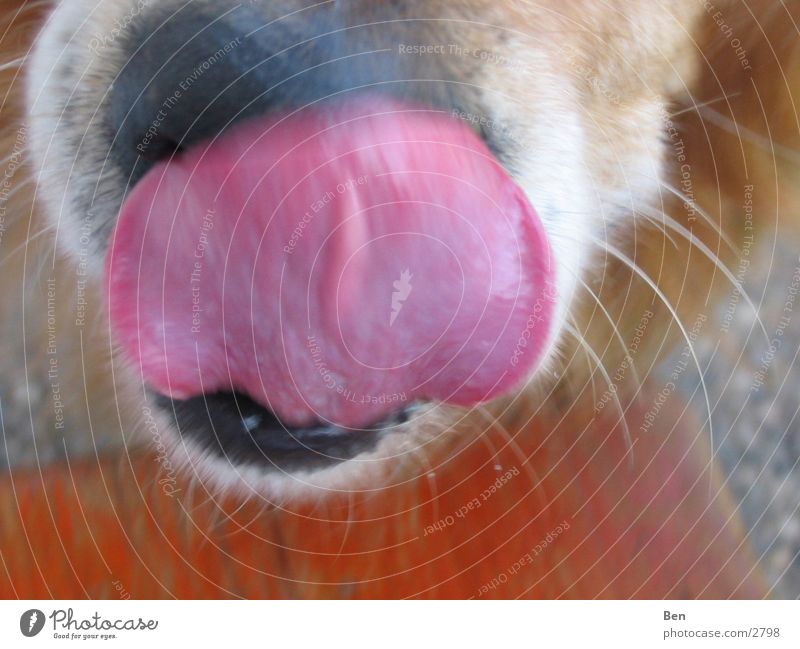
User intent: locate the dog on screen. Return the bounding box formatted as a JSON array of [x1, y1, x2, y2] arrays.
[[0, 0, 798, 597]]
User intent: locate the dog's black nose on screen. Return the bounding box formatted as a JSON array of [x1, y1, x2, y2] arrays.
[[109, 1, 463, 184], [111, 3, 336, 182]]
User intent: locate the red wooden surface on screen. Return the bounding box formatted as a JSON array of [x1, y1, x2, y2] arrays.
[[0, 394, 766, 599]]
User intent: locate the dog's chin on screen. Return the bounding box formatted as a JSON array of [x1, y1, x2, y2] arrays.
[[151, 399, 479, 502]]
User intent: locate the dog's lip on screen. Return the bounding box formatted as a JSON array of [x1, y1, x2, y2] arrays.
[[157, 390, 417, 472]]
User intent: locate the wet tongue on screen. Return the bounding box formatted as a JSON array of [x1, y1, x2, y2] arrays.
[[107, 98, 556, 428]]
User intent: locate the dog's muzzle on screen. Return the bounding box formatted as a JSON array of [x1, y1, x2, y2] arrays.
[[104, 3, 557, 472]]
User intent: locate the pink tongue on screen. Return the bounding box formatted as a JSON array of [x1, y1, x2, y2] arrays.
[[108, 98, 556, 428]]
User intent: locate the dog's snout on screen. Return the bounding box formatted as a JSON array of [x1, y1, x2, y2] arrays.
[[109, 2, 464, 183], [98, 1, 555, 479]]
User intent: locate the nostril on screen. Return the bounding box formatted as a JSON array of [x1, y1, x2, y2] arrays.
[[158, 391, 408, 471], [136, 134, 183, 163]]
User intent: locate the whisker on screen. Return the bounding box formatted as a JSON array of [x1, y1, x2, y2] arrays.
[[0, 217, 55, 249], [657, 180, 740, 254], [475, 406, 547, 510], [591, 237, 715, 456], [667, 92, 742, 119], [576, 275, 645, 396], [633, 210, 679, 249], [331, 490, 356, 563], [563, 319, 634, 457], [408, 442, 442, 531], [568, 312, 599, 407], [630, 201, 772, 347], [700, 105, 800, 166], [0, 55, 26, 73]]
